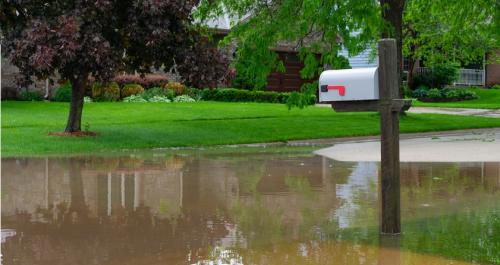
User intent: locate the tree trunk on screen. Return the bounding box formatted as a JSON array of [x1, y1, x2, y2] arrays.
[[380, 0, 405, 98], [407, 58, 416, 89], [65, 76, 87, 132]]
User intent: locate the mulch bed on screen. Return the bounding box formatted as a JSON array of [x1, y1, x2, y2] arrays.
[[48, 131, 98, 137]]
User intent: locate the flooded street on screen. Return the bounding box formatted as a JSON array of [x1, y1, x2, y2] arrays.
[[2, 148, 499, 265]]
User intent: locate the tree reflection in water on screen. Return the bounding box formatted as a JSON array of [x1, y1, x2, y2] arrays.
[[1, 152, 499, 265]]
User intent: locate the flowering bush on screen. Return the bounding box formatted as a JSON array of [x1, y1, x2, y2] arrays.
[[173, 95, 196, 102], [113, 74, 169, 89]]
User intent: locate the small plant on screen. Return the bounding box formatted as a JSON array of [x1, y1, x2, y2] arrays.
[[139, 87, 174, 100], [412, 87, 429, 99], [121, 83, 145, 98], [84, 96, 93, 103], [123, 95, 147, 102], [52, 82, 72, 102], [165, 82, 186, 96], [173, 95, 196, 102], [84, 122, 90, 132], [19, 90, 43, 101], [148, 96, 172, 102], [491, 84, 500, 90], [427, 88, 443, 99]]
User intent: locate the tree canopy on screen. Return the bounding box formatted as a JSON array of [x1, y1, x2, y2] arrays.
[[196, 0, 499, 92], [1, 0, 229, 132]]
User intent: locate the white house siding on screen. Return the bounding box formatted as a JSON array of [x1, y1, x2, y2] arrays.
[[339, 47, 378, 69]]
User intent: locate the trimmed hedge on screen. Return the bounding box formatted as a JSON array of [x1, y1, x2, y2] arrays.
[[413, 88, 478, 102], [200, 88, 315, 105]]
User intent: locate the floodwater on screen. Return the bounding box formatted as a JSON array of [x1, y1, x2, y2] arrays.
[[1, 148, 499, 265]]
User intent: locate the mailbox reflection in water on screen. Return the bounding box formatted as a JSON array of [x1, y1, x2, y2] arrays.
[[319, 67, 379, 102]]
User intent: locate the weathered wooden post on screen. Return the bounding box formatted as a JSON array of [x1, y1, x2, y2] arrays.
[[318, 38, 408, 235], [378, 38, 401, 234]]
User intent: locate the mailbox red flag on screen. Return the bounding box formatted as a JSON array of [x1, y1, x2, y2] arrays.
[[326, 85, 345, 96]]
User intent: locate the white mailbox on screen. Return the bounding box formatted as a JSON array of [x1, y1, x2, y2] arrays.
[[319, 67, 379, 102]]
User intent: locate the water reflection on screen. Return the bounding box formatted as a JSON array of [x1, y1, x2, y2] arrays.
[[2, 150, 499, 265]]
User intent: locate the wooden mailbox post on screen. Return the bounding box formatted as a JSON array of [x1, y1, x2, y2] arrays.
[[319, 38, 409, 234]]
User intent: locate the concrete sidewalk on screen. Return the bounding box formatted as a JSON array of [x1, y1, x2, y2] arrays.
[[408, 107, 500, 118], [314, 128, 500, 162]]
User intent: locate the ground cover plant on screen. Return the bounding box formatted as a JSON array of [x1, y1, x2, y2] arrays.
[[413, 88, 500, 109], [3, 101, 500, 157]]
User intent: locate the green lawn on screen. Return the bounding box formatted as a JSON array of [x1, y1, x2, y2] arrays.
[[413, 88, 500, 109], [2, 101, 500, 157]]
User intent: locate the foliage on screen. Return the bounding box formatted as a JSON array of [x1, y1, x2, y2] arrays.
[[412, 87, 478, 102], [84, 96, 93, 103], [139, 87, 174, 100], [173, 95, 196, 103], [165, 82, 186, 96], [148, 96, 172, 103], [113, 74, 169, 89], [404, 0, 499, 67], [196, 0, 381, 89], [101, 82, 121, 102], [184, 87, 205, 101], [52, 82, 72, 102], [200, 88, 315, 105], [122, 95, 148, 103], [18, 90, 42, 101], [121, 84, 145, 98], [492, 85, 500, 90], [411, 65, 459, 89]]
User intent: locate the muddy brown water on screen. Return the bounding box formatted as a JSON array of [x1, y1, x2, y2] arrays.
[[2, 148, 499, 265]]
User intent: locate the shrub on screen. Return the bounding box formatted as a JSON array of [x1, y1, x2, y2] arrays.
[[173, 95, 196, 102], [165, 82, 186, 96], [491, 84, 500, 90], [199, 88, 316, 105], [113, 74, 169, 89], [414, 87, 478, 102], [411, 88, 429, 99], [412, 65, 459, 89], [427, 88, 442, 99], [52, 82, 72, 102], [84, 96, 93, 103], [456, 89, 478, 100], [184, 87, 204, 101], [123, 95, 147, 102], [92, 82, 120, 101], [148, 96, 171, 102], [121, 84, 145, 98], [19, 90, 43, 101], [91, 82, 104, 98], [139, 87, 174, 100]]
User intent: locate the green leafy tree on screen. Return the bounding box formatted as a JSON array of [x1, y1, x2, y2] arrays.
[[404, 0, 500, 87], [197, 0, 499, 99]]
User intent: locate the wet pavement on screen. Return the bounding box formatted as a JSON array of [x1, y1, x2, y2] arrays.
[[1, 148, 499, 265]]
